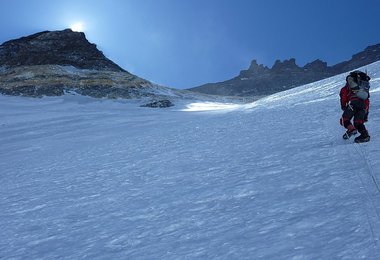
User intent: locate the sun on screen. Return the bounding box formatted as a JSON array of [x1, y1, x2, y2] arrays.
[[70, 22, 85, 32]]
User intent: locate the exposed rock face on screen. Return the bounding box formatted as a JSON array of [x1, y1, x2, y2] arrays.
[[0, 29, 124, 71], [190, 43, 380, 96], [0, 29, 164, 99], [0, 65, 152, 98]]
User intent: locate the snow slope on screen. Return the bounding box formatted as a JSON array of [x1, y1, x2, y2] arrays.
[[1, 61, 380, 259]]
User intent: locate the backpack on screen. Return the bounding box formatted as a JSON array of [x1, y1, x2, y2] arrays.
[[346, 70, 371, 100]]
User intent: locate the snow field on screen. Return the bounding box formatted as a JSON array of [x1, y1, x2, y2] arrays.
[[1, 62, 380, 259]]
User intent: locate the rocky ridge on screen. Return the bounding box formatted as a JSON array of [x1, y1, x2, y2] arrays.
[[189, 43, 380, 96]]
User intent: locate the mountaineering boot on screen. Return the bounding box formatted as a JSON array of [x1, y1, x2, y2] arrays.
[[354, 130, 370, 143], [343, 125, 358, 140]]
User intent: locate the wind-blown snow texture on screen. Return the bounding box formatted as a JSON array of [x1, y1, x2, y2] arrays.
[[1, 62, 380, 259]]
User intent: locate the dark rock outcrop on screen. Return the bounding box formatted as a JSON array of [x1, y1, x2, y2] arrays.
[[141, 99, 175, 108], [0, 29, 124, 71], [190, 43, 380, 97]]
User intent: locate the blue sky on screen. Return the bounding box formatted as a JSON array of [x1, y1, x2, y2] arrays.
[[1, 0, 380, 89]]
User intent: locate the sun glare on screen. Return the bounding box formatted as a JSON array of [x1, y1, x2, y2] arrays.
[[70, 22, 85, 32]]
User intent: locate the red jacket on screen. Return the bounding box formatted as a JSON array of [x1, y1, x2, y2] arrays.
[[340, 84, 370, 112]]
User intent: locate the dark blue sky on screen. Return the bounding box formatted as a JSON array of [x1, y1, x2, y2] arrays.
[[1, 0, 380, 89]]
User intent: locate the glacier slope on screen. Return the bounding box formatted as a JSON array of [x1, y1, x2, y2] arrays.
[[1, 62, 380, 259]]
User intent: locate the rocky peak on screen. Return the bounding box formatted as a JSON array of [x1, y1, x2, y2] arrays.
[[0, 29, 164, 100], [239, 59, 270, 78], [271, 58, 301, 72], [303, 59, 328, 72], [248, 60, 269, 72], [0, 29, 125, 72]]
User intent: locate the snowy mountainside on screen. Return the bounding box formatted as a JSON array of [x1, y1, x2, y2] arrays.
[[1, 61, 380, 259]]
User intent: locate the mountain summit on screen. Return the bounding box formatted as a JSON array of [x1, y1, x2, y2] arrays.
[[0, 29, 188, 101], [0, 29, 124, 72]]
